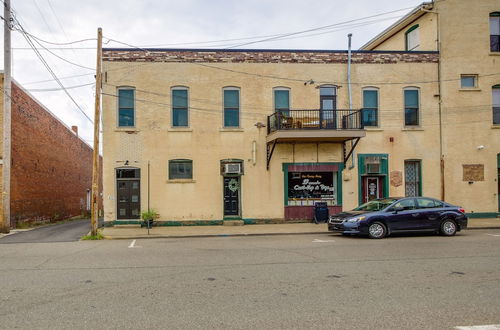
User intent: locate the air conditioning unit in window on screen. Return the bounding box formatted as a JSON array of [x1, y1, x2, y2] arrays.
[[365, 156, 381, 174], [224, 163, 242, 174]]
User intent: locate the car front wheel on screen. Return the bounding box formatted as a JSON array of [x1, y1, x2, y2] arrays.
[[440, 219, 457, 236], [368, 222, 386, 239]]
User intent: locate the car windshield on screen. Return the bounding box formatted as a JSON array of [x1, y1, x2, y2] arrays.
[[353, 199, 398, 212]]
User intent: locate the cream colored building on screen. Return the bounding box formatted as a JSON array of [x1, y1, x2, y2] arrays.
[[102, 0, 500, 225]]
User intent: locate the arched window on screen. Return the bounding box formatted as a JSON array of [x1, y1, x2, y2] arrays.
[[493, 84, 500, 124], [117, 87, 135, 127], [171, 86, 189, 127], [362, 87, 379, 127], [490, 12, 500, 52], [405, 24, 420, 51], [403, 87, 420, 126], [223, 87, 240, 128], [168, 159, 193, 180]]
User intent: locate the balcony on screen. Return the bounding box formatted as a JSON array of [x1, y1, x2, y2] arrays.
[[266, 109, 366, 169]]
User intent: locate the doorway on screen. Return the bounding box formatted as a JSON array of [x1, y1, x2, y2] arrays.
[[319, 85, 337, 129], [223, 176, 240, 217], [362, 176, 383, 203], [116, 168, 140, 219]]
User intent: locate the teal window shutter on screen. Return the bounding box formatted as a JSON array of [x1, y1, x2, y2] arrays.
[[118, 89, 135, 127]]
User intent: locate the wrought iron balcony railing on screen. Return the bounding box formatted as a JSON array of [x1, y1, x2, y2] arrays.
[[267, 109, 364, 134]]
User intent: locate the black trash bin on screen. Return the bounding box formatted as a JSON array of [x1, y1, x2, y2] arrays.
[[313, 202, 329, 224]]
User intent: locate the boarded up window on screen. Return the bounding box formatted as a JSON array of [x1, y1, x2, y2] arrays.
[[462, 164, 484, 181]]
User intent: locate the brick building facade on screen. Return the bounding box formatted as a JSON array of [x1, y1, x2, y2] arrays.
[[1, 75, 101, 228]]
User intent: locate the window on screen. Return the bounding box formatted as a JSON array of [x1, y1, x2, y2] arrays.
[[490, 12, 500, 52], [404, 88, 419, 126], [390, 198, 416, 211], [223, 88, 240, 127], [168, 159, 192, 180], [118, 88, 135, 127], [416, 198, 442, 209], [405, 25, 419, 51], [460, 75, 478, 88], [172, 88, 188, 127], [274, 88, 290, 115], [362, 88, 378, 126], [493, 85, 500, 124], [405, 160, 421, 197]]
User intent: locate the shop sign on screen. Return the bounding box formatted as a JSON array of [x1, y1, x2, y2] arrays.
[[288, 172, 335, 200]]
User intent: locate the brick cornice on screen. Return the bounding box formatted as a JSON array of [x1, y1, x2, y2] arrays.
[[102, 49, 439, 64]]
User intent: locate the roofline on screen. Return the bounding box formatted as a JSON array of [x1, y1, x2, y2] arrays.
[[359, 2, 434, 51], [102, 47, 438, 54]]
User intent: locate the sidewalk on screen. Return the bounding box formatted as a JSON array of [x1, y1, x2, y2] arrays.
[[101, 218, 500, 240]]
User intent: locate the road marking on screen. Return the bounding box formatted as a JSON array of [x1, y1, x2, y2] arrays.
[[312, 239, 335, 243], [128, 239, 142, 248], [485, 234, 500, 237], [455, 325, 500, 330]]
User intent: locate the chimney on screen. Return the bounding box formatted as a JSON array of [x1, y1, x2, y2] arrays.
[[71, 125, 78, 136]]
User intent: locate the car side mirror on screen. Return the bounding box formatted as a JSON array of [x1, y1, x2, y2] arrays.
[[392, 206, 404, 214]]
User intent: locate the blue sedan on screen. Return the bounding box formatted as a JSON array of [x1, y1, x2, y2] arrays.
[[328, 197, 468, 239]]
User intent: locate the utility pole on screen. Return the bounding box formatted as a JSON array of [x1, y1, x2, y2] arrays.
[[1, 0, 12, 233], [90, 27, 102, 236]]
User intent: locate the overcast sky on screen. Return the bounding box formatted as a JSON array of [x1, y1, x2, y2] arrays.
[[2, 0, 425, 146]]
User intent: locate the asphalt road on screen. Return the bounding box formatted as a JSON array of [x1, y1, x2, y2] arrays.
[[0, 219, 98, 244], [1, 230, 500, 329]]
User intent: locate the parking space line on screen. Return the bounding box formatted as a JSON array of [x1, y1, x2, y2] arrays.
[[485, 234, 500, 237], [312, 239, 335, 243], [128, 240, 137, 248], [455, 324, 500, 329]]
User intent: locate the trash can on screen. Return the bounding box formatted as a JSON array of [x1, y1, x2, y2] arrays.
[[314, 202, 329, 224]]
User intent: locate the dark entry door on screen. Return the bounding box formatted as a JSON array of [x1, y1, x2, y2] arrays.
[[117, 180, 140, 219], [320, 86, 337, 129], [224, 177, 240, 216], [362, 176, 383, 203]]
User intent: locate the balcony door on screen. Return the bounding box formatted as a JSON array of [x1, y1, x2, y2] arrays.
[[320, 86, 337, 128]]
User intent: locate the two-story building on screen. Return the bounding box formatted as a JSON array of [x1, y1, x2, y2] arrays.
[[101, 0, 500, 226]]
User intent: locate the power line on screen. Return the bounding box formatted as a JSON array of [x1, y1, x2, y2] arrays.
[[15, 20, 94, 124]]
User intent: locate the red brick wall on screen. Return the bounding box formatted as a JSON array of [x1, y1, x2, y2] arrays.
[[103, 49, 439, 64], [10, 83, 101, 225]]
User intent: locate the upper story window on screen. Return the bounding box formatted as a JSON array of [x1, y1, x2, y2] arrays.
[[405, 25, 420, 51], [404, 87, 420, 126], [118, 88, 135, 127], [319, 85, 337, 111], [274, 87, 290, 115], [490, 12, 500, 52], [172, 87, 188, 127], [223, 87, 240, 128], [362, 88, 378, 127], [460, 74, 478, 88], [493, 85, 500, 125], [169, 159, 193, 180]]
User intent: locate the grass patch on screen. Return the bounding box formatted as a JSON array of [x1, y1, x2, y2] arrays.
[[81, 232, 105, 240]]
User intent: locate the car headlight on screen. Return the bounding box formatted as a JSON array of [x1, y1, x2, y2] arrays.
[[346, 216, 366, 223]]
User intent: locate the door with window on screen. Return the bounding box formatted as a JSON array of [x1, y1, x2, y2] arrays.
[[320, 86, 336, 128], [362, 176, 383, 203], [405, 160, 421, 197], [223, 177, 240, 217], [116, 168, 141, 219]]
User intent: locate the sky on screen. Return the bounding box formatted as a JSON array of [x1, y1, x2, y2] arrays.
[[2, 0, 426, 146]]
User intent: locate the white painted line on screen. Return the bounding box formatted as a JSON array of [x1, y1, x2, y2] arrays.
[[455, 325, 500, 330], [312, 239, 335, 243], [128, 240, 136, 248], [485, 234, 500, 237]]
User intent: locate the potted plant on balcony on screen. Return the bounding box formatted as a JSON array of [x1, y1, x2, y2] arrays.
[[141, 209, 159, 228]]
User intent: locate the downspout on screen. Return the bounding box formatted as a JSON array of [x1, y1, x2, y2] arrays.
[[423, 2, 444, 200], [347, 33, 355, 169]]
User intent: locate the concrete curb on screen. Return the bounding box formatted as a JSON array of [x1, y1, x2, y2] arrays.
[[101, 226, 500, 240], [103, 231, 334, 240]]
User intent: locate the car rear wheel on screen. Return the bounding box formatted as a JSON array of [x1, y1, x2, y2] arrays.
[[440, 219, 457, 236], [368, 222, 386, 239]]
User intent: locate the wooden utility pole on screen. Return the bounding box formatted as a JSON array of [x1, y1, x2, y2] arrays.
[[1, 0, 12, 233], [90, 28, 102, 236]]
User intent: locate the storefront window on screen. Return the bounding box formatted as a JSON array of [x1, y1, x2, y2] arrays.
[[287, 171, 337, 206]]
